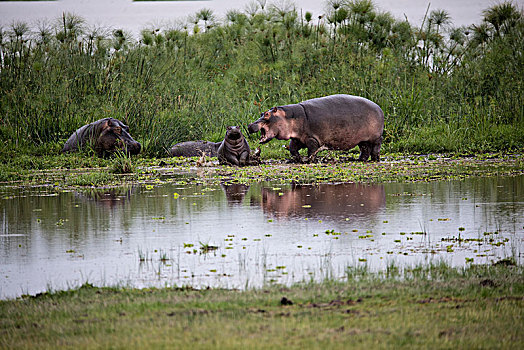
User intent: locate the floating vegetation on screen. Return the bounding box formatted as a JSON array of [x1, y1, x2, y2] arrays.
[[199, 242, 218, 254]]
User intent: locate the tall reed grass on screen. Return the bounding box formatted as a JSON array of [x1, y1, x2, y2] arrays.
[[0, 1, 522, 158]]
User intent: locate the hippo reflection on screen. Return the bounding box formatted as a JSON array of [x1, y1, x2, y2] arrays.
[[259, 183, 385, 219], [221, 183, 250, 205], [74, 187, 135, 209]]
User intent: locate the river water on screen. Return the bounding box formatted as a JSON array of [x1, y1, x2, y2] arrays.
[[0, 0, 500, 36], [1, 175, 523, 299]]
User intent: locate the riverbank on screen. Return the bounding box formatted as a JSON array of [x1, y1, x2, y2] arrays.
[[1, 262, 522, 348], [1, 152, 523, 188]]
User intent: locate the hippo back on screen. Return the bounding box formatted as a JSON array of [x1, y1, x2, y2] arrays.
[[62, 121, 103, 153]]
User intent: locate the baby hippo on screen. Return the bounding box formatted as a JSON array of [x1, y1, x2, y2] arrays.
[[217, 126, 251, 166]]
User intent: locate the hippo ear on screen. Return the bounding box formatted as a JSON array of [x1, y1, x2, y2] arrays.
[[272, 107, 278, 113], [106, 118, 114, 127], [227, 126, 232, 130]]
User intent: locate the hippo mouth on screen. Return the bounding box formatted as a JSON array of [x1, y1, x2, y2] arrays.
[[259, 127, 271, 144], [249, 121, 274, 144]]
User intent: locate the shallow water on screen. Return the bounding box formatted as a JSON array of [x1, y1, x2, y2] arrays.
[[1, 175, 523, 299], [0, 0, 495, 36]]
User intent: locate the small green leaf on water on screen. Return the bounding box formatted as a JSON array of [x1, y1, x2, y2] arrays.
[[173, 193, 180, 199], [302, 205, 311, 208]]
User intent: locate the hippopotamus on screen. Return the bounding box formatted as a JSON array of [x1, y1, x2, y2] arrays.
[[169, 140, 220, 157], [62, 118, 141, 157], [217, 126, 253, 166], [248, 94, 384, 162]]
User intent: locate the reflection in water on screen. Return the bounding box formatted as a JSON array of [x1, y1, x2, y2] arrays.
[[259, 183, 385, 220], [221, 183, 249, 205], [74, 186, 135, 209], [0, 176, 522, 299]]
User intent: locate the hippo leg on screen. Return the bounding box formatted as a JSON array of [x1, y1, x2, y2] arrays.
[[239, 151, 249, 166], [225, 153, 240, 166], [358, 141, 371, 162], [289, 139, 305, 163], [306, 138, 321, 162], [370, 137, 382, 162]]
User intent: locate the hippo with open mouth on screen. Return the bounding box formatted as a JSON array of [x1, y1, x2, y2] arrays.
[[62, 118, 141, 157], [248, 94, 384, 162]]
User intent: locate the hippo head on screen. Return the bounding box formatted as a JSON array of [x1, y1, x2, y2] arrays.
[[96, 118, 141, 157], [248, 107, 291, 143], [225, 126, 243, 140]]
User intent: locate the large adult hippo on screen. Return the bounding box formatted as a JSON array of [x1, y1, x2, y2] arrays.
[[169, 140, 220, 157], [217, 126, 253, 166], [62, 118, 141, 157], [248, 94, 384, 162]]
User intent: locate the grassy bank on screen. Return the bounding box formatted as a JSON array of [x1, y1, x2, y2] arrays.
[[0, 152, 523, 187], [0, 1, 523, 158], [1, 263, 522, 348]]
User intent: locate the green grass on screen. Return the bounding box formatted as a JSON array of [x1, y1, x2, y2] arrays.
[[1, 263, 522, 348]]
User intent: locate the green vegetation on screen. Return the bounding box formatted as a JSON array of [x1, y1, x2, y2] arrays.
[[1, 263, 522, 348], [0, 1, 523, 162], [0, 152, 522, 187]]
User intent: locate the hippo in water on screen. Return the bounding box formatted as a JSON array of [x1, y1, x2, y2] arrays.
[[248, 94, 384, 162], [218, 126, 253, 166], [62, 118, 141, 157], [169, 140, 220, 157]]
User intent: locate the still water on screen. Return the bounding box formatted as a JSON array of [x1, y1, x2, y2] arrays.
[[1, 175, 523, 299], [0, 0, 497, 36]]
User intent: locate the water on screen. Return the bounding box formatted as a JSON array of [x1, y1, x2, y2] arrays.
[[1, 175, 523, 299], [0, 0, 499, 36]]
